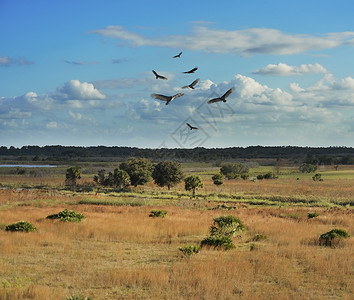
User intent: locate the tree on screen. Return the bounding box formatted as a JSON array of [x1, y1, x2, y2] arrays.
[[152, 161, 184, 190], [65, 166, 81, 191], [299, 163, 317, 173], [113, 168, 131, 189], [212, 173, 224, 186], [119, 157, 154, 187], [220, 162, 249, 179], [184, 175, 203, 197]]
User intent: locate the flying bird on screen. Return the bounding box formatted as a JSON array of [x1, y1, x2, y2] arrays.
[[151, 92, 184, 105], [152, 70, 168, 80], [186, 123, 198, 130], [182, 67, 198, 74], [207, 87, 234, 104], [182, 78, 200, 89], [173, 52, 182, 58]]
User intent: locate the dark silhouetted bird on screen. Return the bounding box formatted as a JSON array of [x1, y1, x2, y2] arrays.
[[173, 52, 182, 58], [182, 78, 200, 89], [182, 67, 198, 74], [207, 87, 234, 104], [152, 70, 168, 80], [186, 123, 198, 130], [151, 92, 184, 105]]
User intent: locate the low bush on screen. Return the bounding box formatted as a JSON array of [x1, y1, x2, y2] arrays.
[[252, 233, 267, 241], [46, 209, 85, 222], [319, 228, 350, 247], [149, 210, 167, 218], [178, 245, 200, 257], [5, 221, 37, 232], [200, 235, 235, 250], [210, 215, 245, 237], [67, 295, 92, 300], [308, 212, 319, 219]]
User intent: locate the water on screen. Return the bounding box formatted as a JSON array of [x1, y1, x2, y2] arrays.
[[0, 164, 57, 168]]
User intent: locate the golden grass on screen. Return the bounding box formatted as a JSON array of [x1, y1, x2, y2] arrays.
[[0, 194, 353, 299]]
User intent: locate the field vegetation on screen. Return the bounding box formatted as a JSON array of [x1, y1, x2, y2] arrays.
[[0, 160, 353, 299]]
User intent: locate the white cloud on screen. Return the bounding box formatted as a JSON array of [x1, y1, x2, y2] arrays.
[[46, 121, 57, 129], [253, 63, 327, 76], [332, 77, 354, 90], [69, 110, 83, 121], [56, 80, 106, 100], [0, 55, 33, 66], [62, 60, 98, 65], [91, 25, 354, 56]]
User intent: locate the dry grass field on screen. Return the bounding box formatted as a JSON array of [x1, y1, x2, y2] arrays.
[[0, 165, 353, 299]]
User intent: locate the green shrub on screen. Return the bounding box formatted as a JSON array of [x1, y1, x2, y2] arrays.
[[5, 221, 37, 232], [149, 209, 167, 218], [67, 295, 92, 300], [178, 245, 200, 257], [319, 228, 350, 247], [210, 215, 245, 237], [308, 212, 319, 219], [200, 235, 235, 250], [252, 233, 267, 241], [312, 173, 323, 181], [46, 208, 85, 222]]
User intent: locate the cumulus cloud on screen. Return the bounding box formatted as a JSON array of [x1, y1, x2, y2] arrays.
[[0, 55, 33, 66], [91, 25, 354, 56], [332, 77, 354, 90], [56, 80, 106, 100], [252, 63, 327, 76]]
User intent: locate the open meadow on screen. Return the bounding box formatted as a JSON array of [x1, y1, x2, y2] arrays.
[[0, 163, 353, 299]]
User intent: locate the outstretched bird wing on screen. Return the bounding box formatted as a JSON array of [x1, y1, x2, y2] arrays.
[[183, 67, 198, 74], [190, 78, 200, 87], [186, 123, 198, 130], [151, 94, 169, 102], [222, 87, 234, 99], [173, 52, 182, 58], [172, 93, 184, 100], [152, 70, 167, 80], [207, 97, 222, 104]]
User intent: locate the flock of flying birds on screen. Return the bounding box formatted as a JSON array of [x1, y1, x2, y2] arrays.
[[151, 51, 234, 131]]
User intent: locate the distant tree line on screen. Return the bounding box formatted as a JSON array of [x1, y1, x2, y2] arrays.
[[1, 145, 353, 164]]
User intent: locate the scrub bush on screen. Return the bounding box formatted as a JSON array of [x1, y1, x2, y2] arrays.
[[149, 210, 167, 218], [319, 228, 350, 247], [46, 208, 85, 222], [5, 221, 37, 232]]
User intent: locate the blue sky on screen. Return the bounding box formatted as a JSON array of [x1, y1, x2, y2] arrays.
[[1, 0, 354, 148]]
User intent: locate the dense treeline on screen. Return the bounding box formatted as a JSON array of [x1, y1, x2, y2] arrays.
[[0, 145, 353, 164]]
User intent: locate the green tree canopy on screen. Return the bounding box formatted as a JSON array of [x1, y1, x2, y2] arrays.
[[152, 161, 184, 190], [113, 168, 131, 189], [119, 157, 154, 187], [184, 175, 203, 197], [65, 166, 81, 191], [220, 162, 249, 179], [212, 173, 224, 186], [299, 163, 317, 173]]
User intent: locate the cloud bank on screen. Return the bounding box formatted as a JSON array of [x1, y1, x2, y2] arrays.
[[252, 63, 327, 76], [90, 25, 354, 56]]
